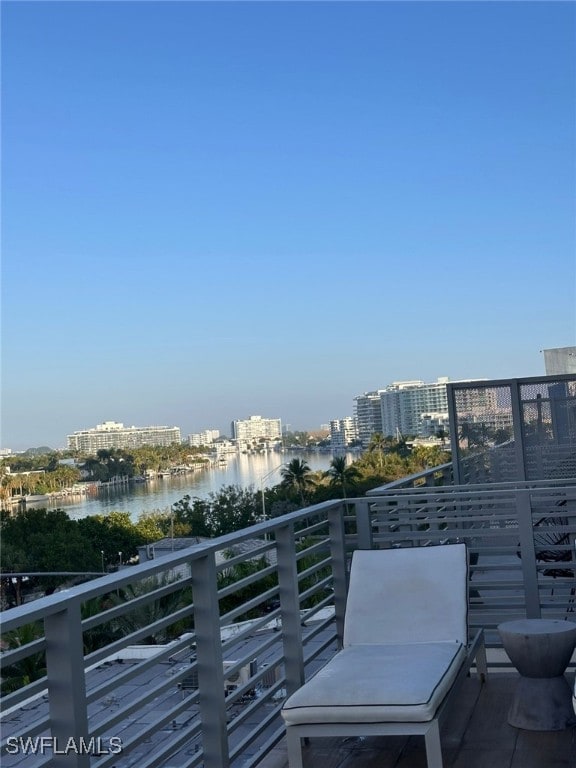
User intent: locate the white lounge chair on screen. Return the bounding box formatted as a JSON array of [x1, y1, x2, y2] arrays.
[[281, 543, 487, 768]]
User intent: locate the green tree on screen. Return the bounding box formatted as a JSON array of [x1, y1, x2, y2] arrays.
[[172, 495, 211, 538], [0, 622, 46, 694], [76, 512, 148, 567], [136, 509, 189, 541], [408, 445, 449, 472], [111, 576, 191, 644], [435, 428, 448, 446], [1, 543, 33, 606], [204, 485, 260, 536], [367, 432, 387, 469], [217, 556, 278, 620], [81, 595, 122, 655], [1, 508, 99, 591], [325, 456, 360, 499], [281, 459, 314, 505], [172, 486, 260, 538]]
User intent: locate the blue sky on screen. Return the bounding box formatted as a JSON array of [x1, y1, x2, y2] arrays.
[[2, 1, 575, 450]]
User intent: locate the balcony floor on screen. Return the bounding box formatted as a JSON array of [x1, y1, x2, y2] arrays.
[[260, 674, 576, 768]]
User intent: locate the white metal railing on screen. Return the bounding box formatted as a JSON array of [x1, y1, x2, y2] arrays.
[[1, 479, 575, 768]]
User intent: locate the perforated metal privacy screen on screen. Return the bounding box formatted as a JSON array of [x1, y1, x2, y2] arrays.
[[448, 377, 576, 483]]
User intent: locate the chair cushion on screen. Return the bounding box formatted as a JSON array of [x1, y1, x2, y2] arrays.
[[282, 642, 466, 725], [344, 546, 468, 646]]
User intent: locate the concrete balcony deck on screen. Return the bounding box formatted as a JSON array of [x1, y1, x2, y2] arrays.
[[260, 675, 576, 768]]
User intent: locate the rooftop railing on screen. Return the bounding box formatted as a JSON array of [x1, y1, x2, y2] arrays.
[[1, 477, 575, 768]]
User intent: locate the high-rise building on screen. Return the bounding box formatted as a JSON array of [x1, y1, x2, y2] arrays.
[[353, 378, 487, 441], [330, 417, 359, 449], [380, 379, 450, 437], [230, 415, 282, 443], [354, 390, 386, 446], [67, 421, 181, 452]]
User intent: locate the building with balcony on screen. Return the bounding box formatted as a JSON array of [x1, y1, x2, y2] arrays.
[[419, 411, 451, 438], [354, 378, 491, 443], [379, 378, 451, 437], [329, 416, 359, 449], [231, 415, 282, 444], [67, 421, 182, 451], [353, 390, 386, 445], [188, 429, 220, 447]]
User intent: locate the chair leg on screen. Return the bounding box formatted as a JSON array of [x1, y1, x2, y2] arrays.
[[424, 720, 443, 768], [476, 640, 488, 682], [286, 727, 305, 768]]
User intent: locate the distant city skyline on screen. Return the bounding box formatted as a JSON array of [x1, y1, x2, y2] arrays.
[[2, 2, 574, 451], [0, 366, 550, 452]]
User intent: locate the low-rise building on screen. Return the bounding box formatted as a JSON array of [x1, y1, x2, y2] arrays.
[[188, 429, 220, 447], [67, 421, 181, 451]]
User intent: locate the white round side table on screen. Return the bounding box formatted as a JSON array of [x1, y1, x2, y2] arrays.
[[498, 618, 576, 731]]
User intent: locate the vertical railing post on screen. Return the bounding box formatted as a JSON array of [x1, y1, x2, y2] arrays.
[[511, 381, 527, 482], [447, 384, 461, 485], [191, 552, 229, 768], [276, 522, 304, 697], [328, 503, 348, 647], [355, 499, 373, 550], [44, 600, 90, 768], [516, 490, 541, 619]]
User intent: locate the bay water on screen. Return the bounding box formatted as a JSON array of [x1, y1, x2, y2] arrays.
[[37, 451, 344, 521]]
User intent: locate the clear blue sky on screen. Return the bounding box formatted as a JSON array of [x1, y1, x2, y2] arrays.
[[2, 1, 575, 450]]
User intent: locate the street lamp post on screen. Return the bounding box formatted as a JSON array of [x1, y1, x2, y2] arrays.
[[100, 550, 105, 573], [259, 464, 285, 524]]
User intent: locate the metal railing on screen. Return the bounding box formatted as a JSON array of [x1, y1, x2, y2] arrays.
[[1, 479, 575, 768]]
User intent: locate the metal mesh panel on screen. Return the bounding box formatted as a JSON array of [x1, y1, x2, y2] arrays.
[[449, 376, 576, 484], [453, 385, 515, 483], [520, 380, 576, 480]]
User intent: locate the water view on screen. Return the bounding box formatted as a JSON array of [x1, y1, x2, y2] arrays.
[[35, 451, 345, 521]]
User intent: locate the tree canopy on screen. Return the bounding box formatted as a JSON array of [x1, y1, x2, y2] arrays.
[[0, 440, 450, 608]]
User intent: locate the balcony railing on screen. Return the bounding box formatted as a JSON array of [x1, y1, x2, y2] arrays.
[[1, 477, 575, 768]]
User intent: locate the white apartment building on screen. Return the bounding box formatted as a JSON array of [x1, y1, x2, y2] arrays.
[[67, 421, 181, 452], [353, 378, 490, 442], [330, 417, 359, 449], [188, 429, 220, 447], [420, 412, 451, 438], [354, 390, 386, 446], [230, 415, 282, 443], [380, 379, 451, 437], [452, 385, 499, 417]]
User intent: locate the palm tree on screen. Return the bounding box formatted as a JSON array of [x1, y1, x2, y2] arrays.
[[111, 576, 190, 644], [435, 428, 448, 447], [368, 432, 387, 470], [281, 459, 314, 505], [81, 596, 121, 655], [1, 622, 46, 694], [325, 456, 360, 499]]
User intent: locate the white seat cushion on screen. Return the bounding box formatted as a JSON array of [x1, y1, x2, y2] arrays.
[[344, 547, 468, 646], [282, 642, 465, 725]]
